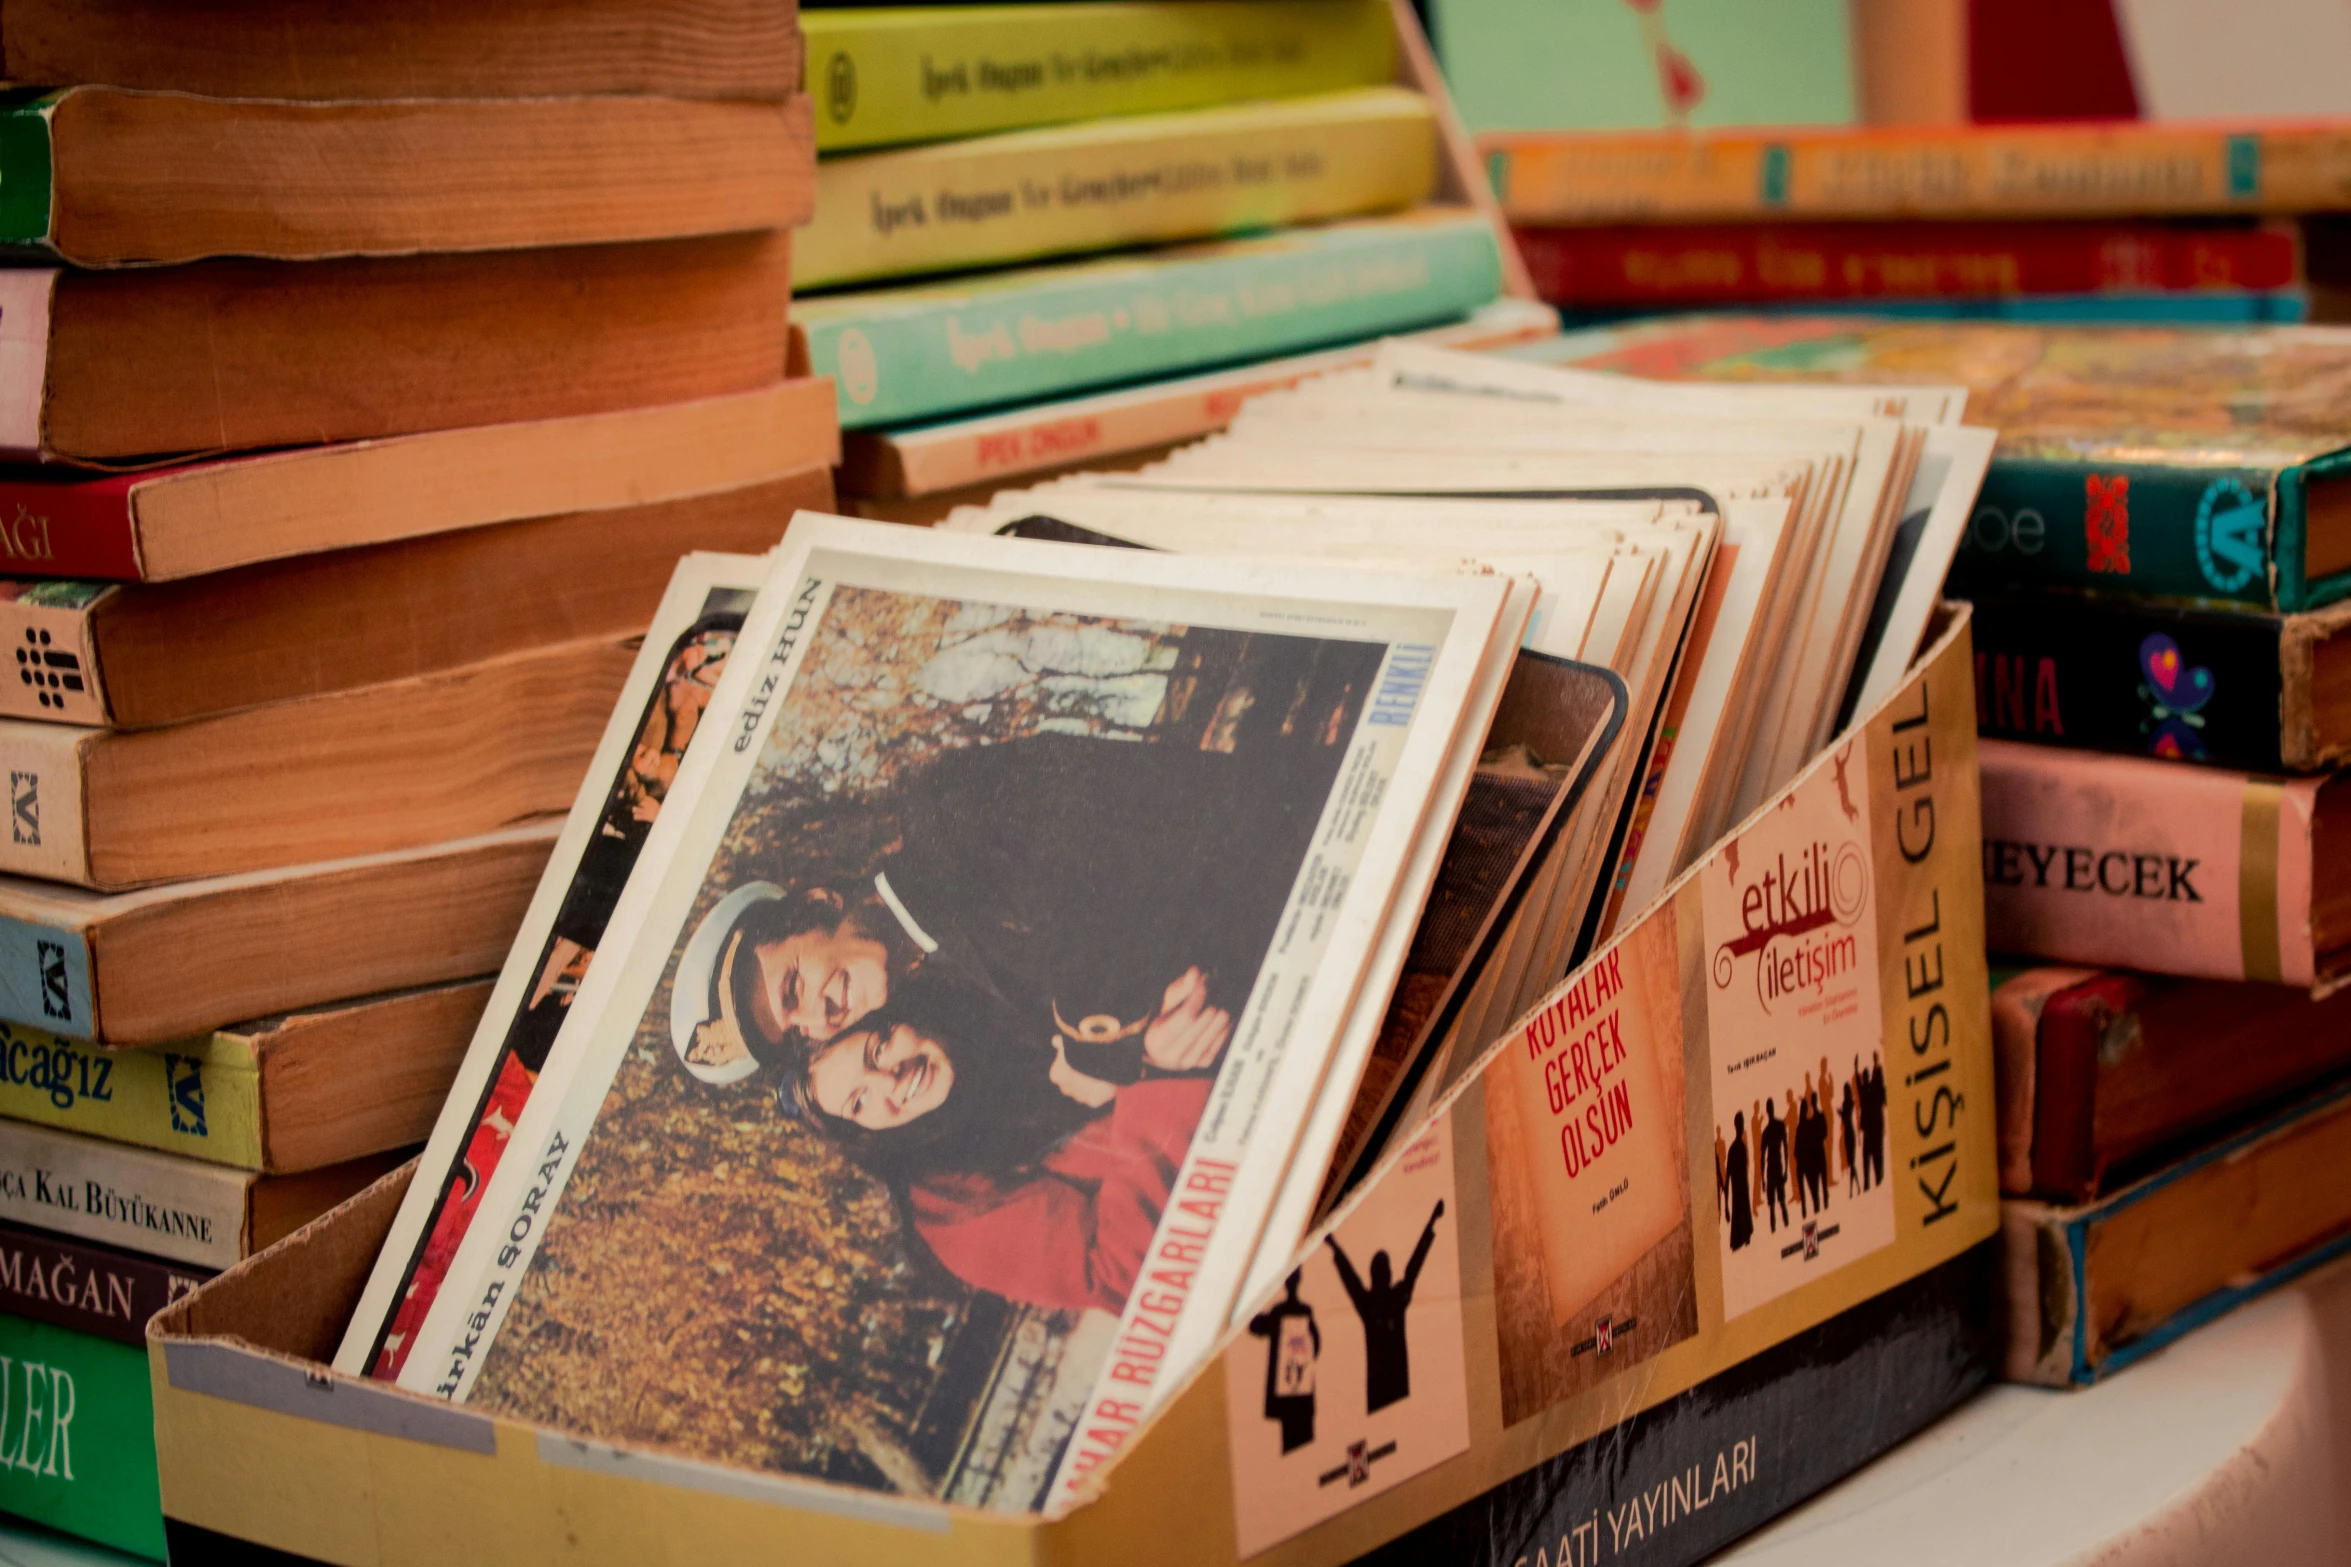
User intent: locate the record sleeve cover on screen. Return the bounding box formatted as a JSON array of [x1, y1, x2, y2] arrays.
[[391, 516, 1510, 1513]]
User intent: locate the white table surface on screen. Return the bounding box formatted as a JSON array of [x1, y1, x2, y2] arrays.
[[1719, 1255, 2351, 1565]]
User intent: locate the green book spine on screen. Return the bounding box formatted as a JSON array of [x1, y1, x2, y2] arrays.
[[0, 93, 55, 249], [0, 1313, 160, 1560], [1944, 454, 2327, 613], [801, 214, 1504, 430], [806, 0, 1397, 154]]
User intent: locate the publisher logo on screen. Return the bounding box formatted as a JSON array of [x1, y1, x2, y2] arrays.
[[34, 941, 65, 1022], [2194, 477, 2264, 594], [8, 772, 33, 846], [826, 52, 856, 124], [165, 1054, 207, 1137]]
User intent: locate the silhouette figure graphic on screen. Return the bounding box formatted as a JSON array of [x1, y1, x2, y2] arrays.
[[1839, 1079, 1858, 1197], [1720, 1111, 1753, 1251], [1859, 1051, 1887, 1190], [1760, 1101, 1790, 1232], [1328, 1200, 1445, 1415], [1248, 1269, 1321, 1453]]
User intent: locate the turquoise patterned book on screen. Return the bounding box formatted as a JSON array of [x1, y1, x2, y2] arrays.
[[794, 210, 1504, 429]]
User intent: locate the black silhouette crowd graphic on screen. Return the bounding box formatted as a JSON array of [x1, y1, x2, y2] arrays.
[[1248, 1201, 1446, 1454], [1715, 1053, 1887, 1252]]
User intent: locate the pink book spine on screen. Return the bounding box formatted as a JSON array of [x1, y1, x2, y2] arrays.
[[1977, 740, 2319, 987]]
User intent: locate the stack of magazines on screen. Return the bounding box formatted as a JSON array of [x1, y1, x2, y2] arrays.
[[321, 333, 2003, 1554]]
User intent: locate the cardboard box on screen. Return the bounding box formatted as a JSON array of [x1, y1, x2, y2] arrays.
[[149, 608, 1997, 1566]]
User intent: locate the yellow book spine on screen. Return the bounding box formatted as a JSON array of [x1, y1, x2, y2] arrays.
[[801, 86, 1438, 288], [805, 0, 1397, 154], [0, 1023, 263, 1170], [1484, 120, 2351, 224]]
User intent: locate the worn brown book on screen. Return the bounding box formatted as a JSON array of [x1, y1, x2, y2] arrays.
[[1992, 965, 2351, 1201], [0, 981, 495, 1174], [0, 88, 813, 267], [0, 0, 805, 101], [0, 379, 837, 583], [2004, 1074, 2351, 1385], [0, 825, 555, 1046], [0, 232, 791, 463], [0, 462, 830, 729], [0, 638, 629, 890]]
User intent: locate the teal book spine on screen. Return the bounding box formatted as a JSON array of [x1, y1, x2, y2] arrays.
[[0, 1313, 160, 1560], [1944, 454, 2341, 614], [800, 215, 1504, 430]]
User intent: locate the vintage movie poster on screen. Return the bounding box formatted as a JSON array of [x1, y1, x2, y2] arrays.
[[1701, 738, 1894, 1320], [1224, 1116, 1469, 1559], [1483, 912, 1697, 1423], [396, 518, 1507, 1513], [334, 555, 766, 1379]]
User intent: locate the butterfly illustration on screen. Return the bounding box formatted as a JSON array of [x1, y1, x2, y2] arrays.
[[2137, 632, 2213, 760]]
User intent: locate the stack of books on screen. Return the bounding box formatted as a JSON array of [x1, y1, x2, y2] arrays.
[[1517, 313, 2351, 1386], [272, 337, 2006, 1567], [1480, 121, 2351, 325], [0, 0, 832, 1555], [798, 0, 1556, 524]]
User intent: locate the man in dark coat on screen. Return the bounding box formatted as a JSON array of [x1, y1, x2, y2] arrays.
[[675, 731, 1341, 1089], [1720, 1112, 1753, 1251]]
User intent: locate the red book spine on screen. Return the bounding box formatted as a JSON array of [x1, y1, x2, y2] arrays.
[[0, 473, 147, 580], [1512, 220, 2302, 306], [0, 1219, 212, 1346]]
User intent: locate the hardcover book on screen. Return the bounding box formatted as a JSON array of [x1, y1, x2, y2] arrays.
[[0, 87, 813, 267], [0, 380, 837, 584], [0, 636, 635, 891], [1968, 586, 2350, 772], [1515, 317, 2351, 614], [793, 210, 1504, 428], [1482, 119, 2351, 226], [0, 463, 831, 729], [0, 233, 792, 464], [1511, 219, 2303, 309], [0, 982, 495, 1174], [2004, 1074, 2351, 1386], [0, 823, 554, 1046], [804, 0, 1395, 153], [799, 86, 1437, 287], [1992, 965, 2351, 1201], [1977, 739, 2347, 989]]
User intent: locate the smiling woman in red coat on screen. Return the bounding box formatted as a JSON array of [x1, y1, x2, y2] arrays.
[[747, 965, 1227, 1315]]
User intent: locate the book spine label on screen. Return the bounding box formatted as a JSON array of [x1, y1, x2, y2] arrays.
[[0, 485, 142, 580], [0, 96, 54, 249], [1513, 221, 2302, 306], [0, 919, 92, 1042], [806, 0, 1396, 154], [804, 216, 1503, 428], [799, 87, 1436, 288], [1484, 122, 2351, 224], [0, 1313, 161, 1560], [0, 1024, 263, 1170], [0, 590, 107, 725], [1947, 456, 2295, 613], [860, 299, 1553, 496], [0, 721, 87, 884], [0, 269, 53, 460], [0, 1120, 250, 1270], [1967, 589, 2290, 772], [1976, 740, 2318, 986], [0, 1222, 209, 1347]]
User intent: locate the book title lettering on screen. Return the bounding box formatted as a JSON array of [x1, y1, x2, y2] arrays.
[[1891, 685, 1963, 1227]]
